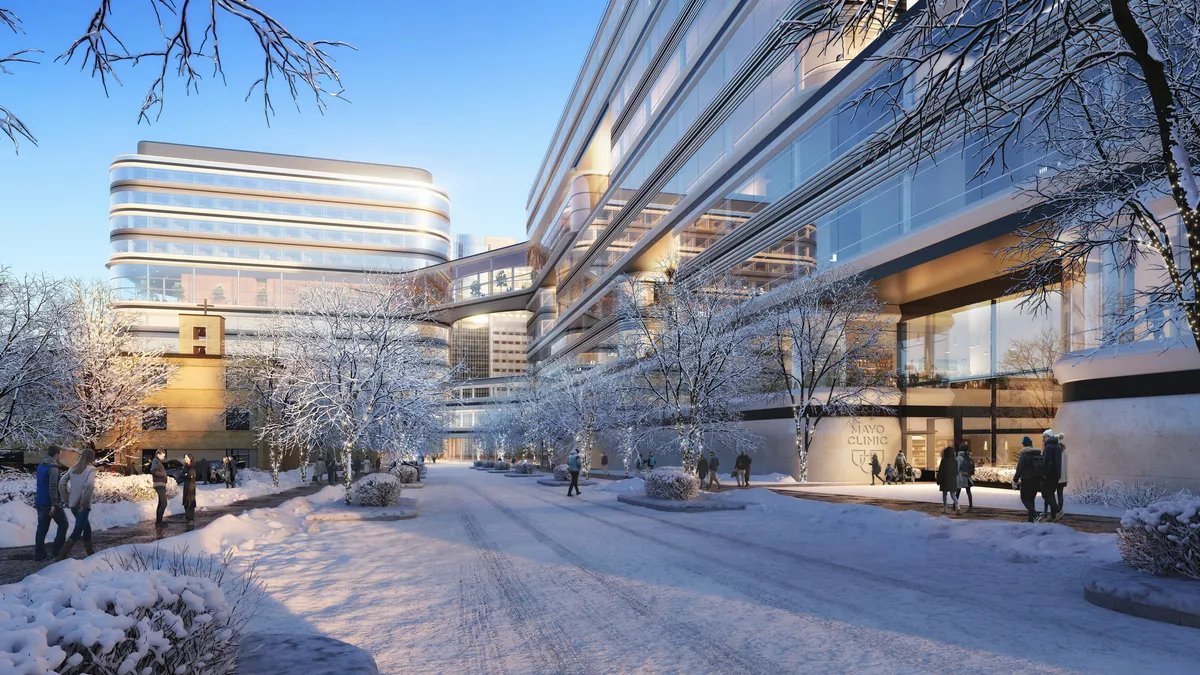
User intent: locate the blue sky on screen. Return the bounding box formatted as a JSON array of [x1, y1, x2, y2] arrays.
[[0, 0, 606, 278]]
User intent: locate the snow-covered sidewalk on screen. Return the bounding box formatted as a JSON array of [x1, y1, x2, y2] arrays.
[[770, 482, 1127, 518], [234, 464, 1197, 674], [0, 468, 314, 549]]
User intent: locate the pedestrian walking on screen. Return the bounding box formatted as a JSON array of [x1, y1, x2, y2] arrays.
[[733, 451, 748, 487], [56, 448, 97, 560], [742, 452, 752, 486], [34, 445, 68, 561], [314, 456, 326, 483], [696, 453, 709, 487], [326, 452, 337, 485], [895, 450, 910, 483], [707, 451, 721, 490], [884, 464, 895, 485], [955, 444, 975, 512], [937, 447, 960, 515], [1040, 430, 1064, 522], [226, 455, 238, 488], [647, 453, 656, 470], [566, 450, 583, 496], [1056, 432, 1069, 517], [1012, 436, 1045, 522], [182, 454, 197, 525], [150, 449, 169, 528], [601, 452, 610, 476], [870, 453, 883, 485]]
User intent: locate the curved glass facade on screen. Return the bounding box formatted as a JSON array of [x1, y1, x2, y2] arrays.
[[108, 144, 451, 318]]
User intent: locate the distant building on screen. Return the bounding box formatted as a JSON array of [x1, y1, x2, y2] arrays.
[[107, 141, 452, 348], [454, 234, 518, 259]]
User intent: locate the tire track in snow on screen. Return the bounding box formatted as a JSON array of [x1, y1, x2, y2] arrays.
[[471, 487, 784, 675], [460, 512, 590, 675], [515, 488, 1067, 675], [457, 559, 507, 675]]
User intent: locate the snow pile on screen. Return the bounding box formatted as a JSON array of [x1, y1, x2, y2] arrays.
[[1071, 476, 1200, 509], [512, 461, 536, 475], [719, 488, 1120, 563], [553, 464, 571, 482], [1118, 497, 1200, 579], [973, 466, 1016, 484], [752, 472, 797, 484], [597, 477, 646, 494], [644, 468, 700, 501], [0, 470, 34, 506], [0, 562, 241, 674], [390, 464, 420, 484], [493, 460, 511, 471], [94, 474, 179, 503], [347, 474, 403, 507]]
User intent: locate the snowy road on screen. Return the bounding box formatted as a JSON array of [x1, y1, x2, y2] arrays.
[[245, 464, 1200, 674]]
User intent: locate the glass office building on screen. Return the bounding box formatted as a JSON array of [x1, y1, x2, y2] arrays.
[[108, 141, 452, 346]]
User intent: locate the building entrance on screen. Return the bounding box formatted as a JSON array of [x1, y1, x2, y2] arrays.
[[902, 418, 954, 472]]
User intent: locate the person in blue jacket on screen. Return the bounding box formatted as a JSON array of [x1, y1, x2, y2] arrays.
[[34, 445, 69, 561]]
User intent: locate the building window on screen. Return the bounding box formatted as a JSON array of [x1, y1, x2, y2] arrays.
[[142, 407, 167, 431], [193, 345, 207, 355], [225, 407, 251, 431], [193, 326, 207, 340]]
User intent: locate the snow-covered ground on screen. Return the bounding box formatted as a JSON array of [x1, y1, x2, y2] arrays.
[[0, 468, 311, 548], [10, 465, 1195, 673], [229, 464, 1196, 674], [775, 482, 1127, 518]]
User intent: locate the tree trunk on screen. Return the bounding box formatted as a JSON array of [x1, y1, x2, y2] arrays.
[[342, 438, 354, 504], [793, 408, 809, 483]]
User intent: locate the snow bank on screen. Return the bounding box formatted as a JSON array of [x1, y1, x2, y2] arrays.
[[0, 468, 312, 549], [716, 489, 1120, 563], [596, 477, 646, 494]]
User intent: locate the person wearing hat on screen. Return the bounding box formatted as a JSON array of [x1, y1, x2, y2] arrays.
[[1012, 436, 1045, 522]]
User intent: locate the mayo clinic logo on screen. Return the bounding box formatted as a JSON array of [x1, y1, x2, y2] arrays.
[[847, 423, 889, 473]]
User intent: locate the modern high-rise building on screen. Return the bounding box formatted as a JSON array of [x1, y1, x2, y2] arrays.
[[107, 141, 453, 346], [510, 0, 1200, 489]]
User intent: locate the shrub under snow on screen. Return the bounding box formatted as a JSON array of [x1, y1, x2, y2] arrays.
[[483, 461, 495, 469], [972, 466, 1016, 484], [494, 460, 511, 471], [347, 473, 403, 507], [0, 471, 179, 506], [0, 546, 259, 674], [1117, 498, 1200, 579], [513, 461, 536, 475], [390, 464, 420, 484], [644, 468, 700, 501], [473, 460, 483, 467], [553, 464, 571, 481], [1071, 476, 1200, 510]]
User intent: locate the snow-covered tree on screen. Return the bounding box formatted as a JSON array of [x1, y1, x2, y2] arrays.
[[0, 2, 348, 151], [57, 280, 176, 467], [543, 363, 620, 479], [758, 268, 893, 483], [0, 268, 67, 447], [780, 0, 1200, 353], [513, 366, 563, 467], [266, 276, 451, 502], [617, 263, 764, 473]]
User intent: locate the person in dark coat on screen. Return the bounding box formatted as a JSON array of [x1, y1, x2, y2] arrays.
[[696, 453, 709, 487], [937, 447, 960, 515], [225, 456, 238, 488], [733, 451, 749, 487], [1013, 436, 1045, 522], [600, 452, 610, 476], [954, 444, 975, 512], [1040, 430, 1064, 522], [181, 454, 198, 526], [326, 452, 338, 485], [707, 451, 721, 490], [150, 449, 169, 528], [870, 453, 883, 485]]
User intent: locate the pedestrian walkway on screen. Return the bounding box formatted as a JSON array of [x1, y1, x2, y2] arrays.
[[768, 488, 1122, 534], [0, 482, 325, 585]]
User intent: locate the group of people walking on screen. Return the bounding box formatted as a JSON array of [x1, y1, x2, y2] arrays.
[[871, 451, 917, 485], [32, 446, 244, 561], [694, 450, 753, 490], [935, 444, 977, 515], [1013, 430, 1068, 522]]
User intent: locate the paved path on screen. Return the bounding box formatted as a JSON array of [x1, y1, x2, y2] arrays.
[[764, 487, 1123, 534], [0, 483, 324, 585], [243, 464, 1198, 674]]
